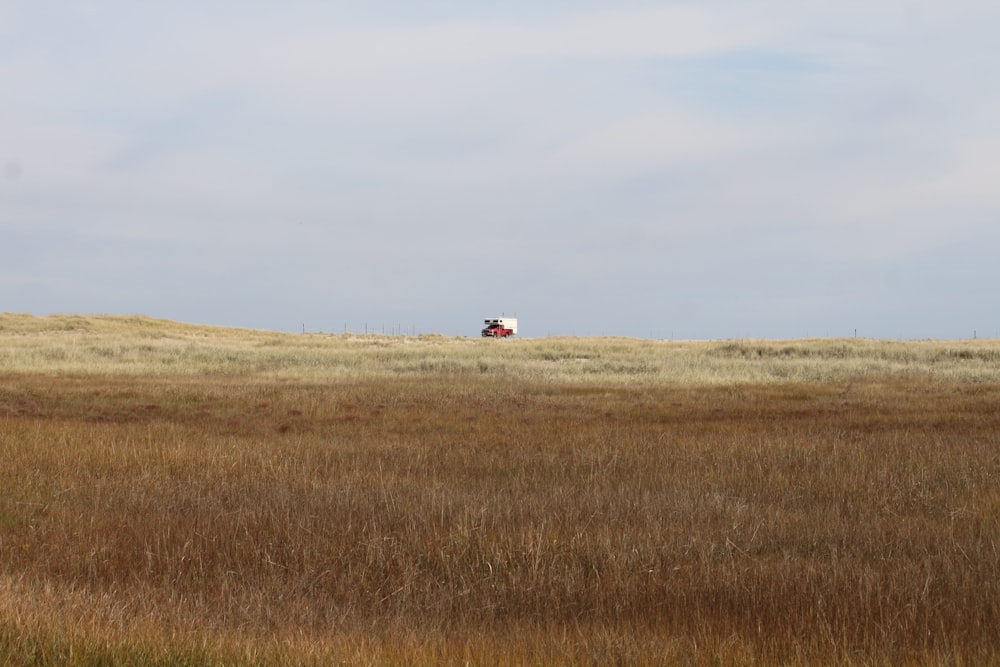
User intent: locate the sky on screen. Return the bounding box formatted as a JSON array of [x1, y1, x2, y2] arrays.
[[2, 1, 999, 339]]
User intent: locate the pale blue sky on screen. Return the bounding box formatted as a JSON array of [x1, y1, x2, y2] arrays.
[[3, 1, 998, 338]]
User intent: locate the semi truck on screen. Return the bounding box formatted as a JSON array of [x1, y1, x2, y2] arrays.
[[481, 317, 517, 338]]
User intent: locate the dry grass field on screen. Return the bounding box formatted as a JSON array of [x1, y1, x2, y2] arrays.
[[1, 314, 999, 665]]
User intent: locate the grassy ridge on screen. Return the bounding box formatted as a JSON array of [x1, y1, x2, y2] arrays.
[[3, 313, 1000, 384], [2, 314, 1000, 664]]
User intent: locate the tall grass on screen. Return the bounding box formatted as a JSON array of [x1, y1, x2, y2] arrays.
[[1, 314, 999, 664]]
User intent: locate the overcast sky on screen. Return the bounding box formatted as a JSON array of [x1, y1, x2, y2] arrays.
[[3, 1, 998, 338]]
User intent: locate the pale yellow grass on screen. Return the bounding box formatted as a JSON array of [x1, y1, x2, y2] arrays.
[[2, 313, 1000, 384]]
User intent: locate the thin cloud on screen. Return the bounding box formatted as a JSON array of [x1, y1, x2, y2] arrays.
[[3, 2, 999, 337]]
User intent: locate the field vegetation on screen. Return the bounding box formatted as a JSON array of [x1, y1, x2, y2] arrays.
[[1, 314, 999, 664]]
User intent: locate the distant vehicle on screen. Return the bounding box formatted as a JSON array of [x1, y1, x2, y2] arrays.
[[481, 317, 517, 338]]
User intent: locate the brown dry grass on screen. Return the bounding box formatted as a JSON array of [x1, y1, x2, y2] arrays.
[[1, 315, 999, 664]]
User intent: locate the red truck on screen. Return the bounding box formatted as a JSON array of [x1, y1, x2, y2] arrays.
[[481, 317, 517, 338]]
